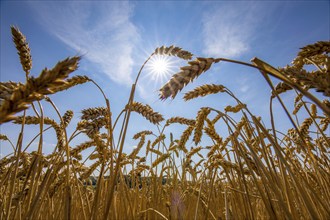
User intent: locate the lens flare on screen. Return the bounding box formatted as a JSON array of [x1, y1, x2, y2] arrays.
[[145, 55, 175, 84], [152, 57, 168, 73]]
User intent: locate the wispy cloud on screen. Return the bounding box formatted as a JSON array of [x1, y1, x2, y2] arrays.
[[29, 2, 139, 85], [202, 3, 264, 58]]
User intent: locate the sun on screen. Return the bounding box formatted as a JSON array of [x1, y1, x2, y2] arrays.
[[145, 55, 175, 84], [151, 56, 169, 74]]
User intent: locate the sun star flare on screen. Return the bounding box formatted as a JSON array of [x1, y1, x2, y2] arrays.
[[146, 55, 175, 84]]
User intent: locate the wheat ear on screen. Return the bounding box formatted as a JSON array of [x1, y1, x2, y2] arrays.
[[0, 57, 80, 123], [159, 57, 217, 99], [193, 107, 211, 145], [224, 103, 246, 113], [184, 84, 225, 101], [177, 125, 194, 154], [151, 153, 170, 168], [52, 75, 91, 93], [127, 102, 164, 124], [0, 134, 9, 140], [133, 130, 153, 140], [81, 107, 109, 120], [61, 110, 74, 128], [0, 81, 24, 101], [11, 26, 32, 75], [298, 41, 330, 58], [129, 135, 146, 159], [166, 117, 195, 126], [154, 45, 193, 60]]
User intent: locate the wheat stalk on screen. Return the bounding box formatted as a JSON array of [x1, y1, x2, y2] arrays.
[[2, 26, 330, 220]]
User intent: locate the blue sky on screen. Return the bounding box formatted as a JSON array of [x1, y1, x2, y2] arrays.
[[1, 1, 329, 160]]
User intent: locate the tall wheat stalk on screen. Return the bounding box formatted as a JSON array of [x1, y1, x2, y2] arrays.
[[0, 26, 329, 220]]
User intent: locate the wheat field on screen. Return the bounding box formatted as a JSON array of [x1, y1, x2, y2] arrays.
[[0, 26, 329, 220]]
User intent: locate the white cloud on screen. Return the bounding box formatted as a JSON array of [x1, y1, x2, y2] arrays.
[[202, 3, 263, 58], [29, 2, 139, 85]]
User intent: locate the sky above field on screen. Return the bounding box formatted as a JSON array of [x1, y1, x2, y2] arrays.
[[0, 1, 329, 159]]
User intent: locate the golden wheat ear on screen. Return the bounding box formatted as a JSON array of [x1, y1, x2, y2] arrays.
[[133, 130, 153, 140], [166, 116, 195, 126], [298, 41, 330, 59], [154, 45, 193, 60], [159, 57, 217, 100], [127, 102, 164, 124], [177, 125, 194, 154], [11, 26, 32, 76], [183, 84, 225, 101], [0, 81, 24, 101], [0, 56, 80, 123], [61, 110, 74, 128], [193, 107, 211, 145], [291, 41, 330, 69], [81, 107, 108, 120], [52, 75, 91, 93], [0, 134, 9, 140]]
